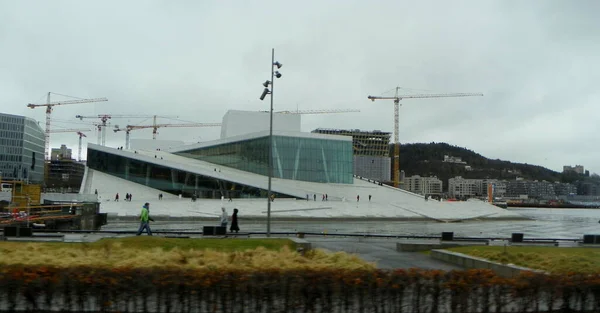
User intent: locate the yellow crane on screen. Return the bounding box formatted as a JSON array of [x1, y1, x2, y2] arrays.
[[368, 87, 483, 187], [27, 92, 108, 160]]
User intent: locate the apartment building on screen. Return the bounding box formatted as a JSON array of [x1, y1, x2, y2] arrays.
[[554, 182, 577, 196], [448, 176, 481, 197], [403, 175, 443, 195], [482, 179, 507, 197], [563, 165, 584, 174]]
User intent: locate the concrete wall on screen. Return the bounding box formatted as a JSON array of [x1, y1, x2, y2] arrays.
[[431, 249, 546, 278], [220, 110, 301, 139], [354, 156, 391, 182], [42, 193, 99, 203]]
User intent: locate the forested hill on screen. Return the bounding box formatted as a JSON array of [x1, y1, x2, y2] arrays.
[[397, 142, 580, 185]]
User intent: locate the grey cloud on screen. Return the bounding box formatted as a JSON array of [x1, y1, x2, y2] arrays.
[[0, 0, 598, 173]]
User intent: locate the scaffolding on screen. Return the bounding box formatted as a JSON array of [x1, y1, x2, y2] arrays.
[[312, 128, 391, 156]]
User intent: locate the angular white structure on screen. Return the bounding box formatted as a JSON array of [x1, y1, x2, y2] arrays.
[[80, 110, 523, 221]]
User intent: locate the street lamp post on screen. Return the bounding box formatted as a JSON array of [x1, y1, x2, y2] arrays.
[[259, 48, 282, 238]]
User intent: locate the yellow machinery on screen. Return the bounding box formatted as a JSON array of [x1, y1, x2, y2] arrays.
[[0, 180, 42, 208]]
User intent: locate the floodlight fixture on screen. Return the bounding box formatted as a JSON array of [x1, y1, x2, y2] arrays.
[[274, 71, 282, 79], [273, 61, 282, 69], [259, 88, 271, 101], [263, 80, 271, 87]]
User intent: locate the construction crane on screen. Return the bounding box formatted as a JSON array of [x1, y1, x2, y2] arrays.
[[274, 109, 360, 114], [114, 122, 221, 149], [47, 128, 91, 161], [26, 92, 108, 160], [75, 114, 177, 146], [368, 87, 483, 188]]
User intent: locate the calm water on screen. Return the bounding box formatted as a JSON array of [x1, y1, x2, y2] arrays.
[[104, 208, 600, 239]]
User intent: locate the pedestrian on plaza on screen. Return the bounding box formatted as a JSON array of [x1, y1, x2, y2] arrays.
[[368, 195, 372, 202], [313, 194, 316, 201], [220, 207, 228, 228], [136, 202, 154, 236], [115, 193, 119, 202], [325, 194, 328, 201], [230, 208, 240, 233], [357, 195, 360, 202], [129, 193, 132, 202]]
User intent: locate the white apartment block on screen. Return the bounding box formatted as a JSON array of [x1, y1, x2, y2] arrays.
[[443, 155, 467, 164], [448, 176, 481, 197], [403, 175, 443, 195]]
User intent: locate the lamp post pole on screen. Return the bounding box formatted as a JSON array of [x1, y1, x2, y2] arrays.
[[267, 48, 275, 238]]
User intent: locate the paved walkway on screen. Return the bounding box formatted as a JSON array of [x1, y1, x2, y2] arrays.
[[308, 237, 462, 270]]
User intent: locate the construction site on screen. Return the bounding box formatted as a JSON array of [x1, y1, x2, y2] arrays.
[[312, 128, 392, 182]]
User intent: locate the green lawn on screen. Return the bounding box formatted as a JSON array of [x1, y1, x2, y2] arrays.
[[448, 246, 600, 273]]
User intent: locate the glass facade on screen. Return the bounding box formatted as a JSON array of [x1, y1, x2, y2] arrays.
[[87, 148, 296, 199], [175, 135, 354, 184], [0, 113, 45, 183]]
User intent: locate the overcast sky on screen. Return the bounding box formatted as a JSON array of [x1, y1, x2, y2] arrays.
[[1, 0, 598, 174]]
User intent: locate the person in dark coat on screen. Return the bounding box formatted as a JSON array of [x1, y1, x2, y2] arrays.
[[230, 208, 240, 233]]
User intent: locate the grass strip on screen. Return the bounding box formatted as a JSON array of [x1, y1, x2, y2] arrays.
[[0, 236, 374, 270], [448, 246, 600, 274]]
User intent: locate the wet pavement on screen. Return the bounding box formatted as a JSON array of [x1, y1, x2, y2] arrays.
[[308, 237, 462, 270]]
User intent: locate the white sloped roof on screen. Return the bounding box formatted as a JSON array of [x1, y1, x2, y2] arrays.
[[83, 144, 523, 221]]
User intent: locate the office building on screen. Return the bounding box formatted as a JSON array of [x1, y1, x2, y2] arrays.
[[0, 113, 45, 183]]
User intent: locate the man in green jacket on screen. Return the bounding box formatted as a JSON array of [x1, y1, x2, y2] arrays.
[[136, 202, 153, 236]]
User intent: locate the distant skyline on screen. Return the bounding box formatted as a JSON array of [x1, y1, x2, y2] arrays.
[[1, 0, 598, 173]]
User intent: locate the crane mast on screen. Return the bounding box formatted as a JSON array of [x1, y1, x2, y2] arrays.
[[367, 87, 483, 188], [76, 132, 87, 162], [27, 92, 107, 160]]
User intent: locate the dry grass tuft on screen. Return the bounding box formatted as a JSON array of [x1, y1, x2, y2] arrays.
[[0, 237, 374, 270]]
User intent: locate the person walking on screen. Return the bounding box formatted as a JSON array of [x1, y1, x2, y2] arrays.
[[136, 202, 154, 236], [230, 208, 240, 233], [115, 193, 119, 201], [220, 207, 228, 228]]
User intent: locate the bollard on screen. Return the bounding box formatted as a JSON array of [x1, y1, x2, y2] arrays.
[[441, 232, 454, 241], [511, 233, 524, 243]]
